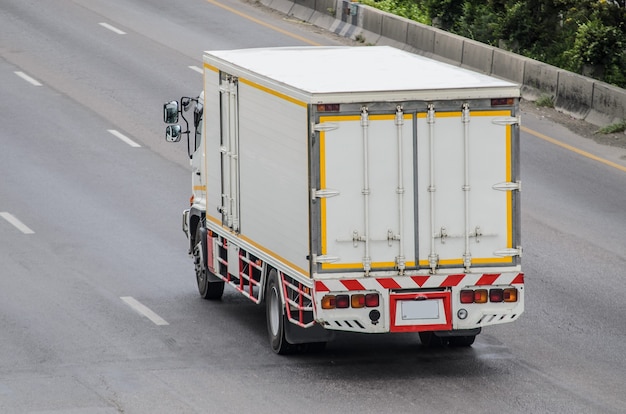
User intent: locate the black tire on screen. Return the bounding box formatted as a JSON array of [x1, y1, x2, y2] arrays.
[[449, 335, 476, 347], [266, 270, 292, 354], [419, 331, 447, 348], [193, 226, 224, 300]]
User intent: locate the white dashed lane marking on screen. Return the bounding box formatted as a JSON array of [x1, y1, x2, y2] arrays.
[[107, 129, 141, 148], [99, 22, 126, 35], [0, 212, 35, 234], [121, 296, 169, 326], [14, 71, 42, 86]]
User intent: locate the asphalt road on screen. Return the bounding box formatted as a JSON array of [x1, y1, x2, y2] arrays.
[[1, 0, 626, 413]]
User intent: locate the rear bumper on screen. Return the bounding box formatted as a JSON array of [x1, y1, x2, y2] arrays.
[[313, 271, 524, 334]]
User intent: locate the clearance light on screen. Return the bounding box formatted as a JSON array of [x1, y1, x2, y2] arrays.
[[336, 295, 350, 308], [490, 289, 504, 303], [321, 295, 335, 309], [491, 98, 514, 106], [503, 288, 518, 302], [317, 103, 340, 112]]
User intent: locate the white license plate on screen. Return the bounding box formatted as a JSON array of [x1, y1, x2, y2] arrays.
[[401, 299, 440, 320]]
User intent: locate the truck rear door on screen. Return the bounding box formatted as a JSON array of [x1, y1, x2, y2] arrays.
[[315, 106, 416, 273], [315, 103, 520, 274], [416, 105, 520, 271]]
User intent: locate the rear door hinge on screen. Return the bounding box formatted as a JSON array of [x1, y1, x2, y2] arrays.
[[492, 116, 520, 126], [492, 181, 521, 192], [313, 254, 340, 264], [314, 122, 339, 132], [312, 188, 340, 200], [494, 247, 523, 257]]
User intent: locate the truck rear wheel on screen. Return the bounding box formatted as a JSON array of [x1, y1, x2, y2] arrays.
[[193, 227, 224, 300], [266, 270, 292, 354], [448, 335, 476, 347]]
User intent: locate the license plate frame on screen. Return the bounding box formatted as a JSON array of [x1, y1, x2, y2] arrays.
[[390, 291, 452, 332]]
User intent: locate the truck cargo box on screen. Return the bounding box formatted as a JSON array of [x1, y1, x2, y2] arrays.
[[164, 46, 524, 353]]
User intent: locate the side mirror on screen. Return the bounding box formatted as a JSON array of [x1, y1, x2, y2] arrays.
[[164, 101, 179, 123], [165, 125, 182, 142]]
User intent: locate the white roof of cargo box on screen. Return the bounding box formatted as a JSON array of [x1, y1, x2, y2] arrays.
[[203, 46, 520, 103]]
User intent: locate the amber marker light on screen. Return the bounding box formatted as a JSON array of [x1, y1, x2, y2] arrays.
[[503, 288, 518, 302], [351, 294, 365, 308], [475, 289, 489, 303], [321, 295, 335, 309]]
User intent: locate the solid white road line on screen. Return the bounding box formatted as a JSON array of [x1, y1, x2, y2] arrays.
[[99, 22, 126, 35], [0, 212, 35, 234], [14, 71, 42, 86], [121, 296, 169, 326], [188, 65, 203, 74], [107, 129, 141, 148]]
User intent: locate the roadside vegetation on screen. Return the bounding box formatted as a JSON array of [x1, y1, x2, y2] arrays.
[[360, 0, 626, 89]]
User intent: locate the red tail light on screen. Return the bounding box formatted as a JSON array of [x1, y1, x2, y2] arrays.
[[336, 295, 350, 308], [365, 293, 379, 307], [460, 290, 474, 304], [489, 289, 504, 303]]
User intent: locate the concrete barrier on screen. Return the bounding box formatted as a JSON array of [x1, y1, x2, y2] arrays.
[[588, 82, 626, 126], [262, 0, 294, 15], [433, 30, 465, 65], [271, 0, 625, 127], [405, 22, 435, 55], [461, 39, 494, 74], [491, 49, 526, 84], [522, 60, 560, 101], [378, 13, 410, 49], [290, 0, 317, 21], [308, 0, 338, 31], [555, 71, 594, 120], [357, 5, 383, 44]]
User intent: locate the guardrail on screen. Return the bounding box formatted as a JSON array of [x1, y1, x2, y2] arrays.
[[259, 0, 626, 127]]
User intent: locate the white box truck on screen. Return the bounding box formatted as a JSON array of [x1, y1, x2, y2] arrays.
[[163, 46, 524, 353]]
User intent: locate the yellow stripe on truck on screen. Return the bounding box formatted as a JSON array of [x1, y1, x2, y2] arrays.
[[239, 78, 307, 108]]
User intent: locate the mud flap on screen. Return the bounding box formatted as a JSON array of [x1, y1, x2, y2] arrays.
[[199, 227, 222, 282], [285, 321, 335, 345]]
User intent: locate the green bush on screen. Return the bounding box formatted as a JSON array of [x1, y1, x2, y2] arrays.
[[358, 0, 626, 88]]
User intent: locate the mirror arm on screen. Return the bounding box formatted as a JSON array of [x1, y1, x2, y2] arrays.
[[179, 96, 199, 159]]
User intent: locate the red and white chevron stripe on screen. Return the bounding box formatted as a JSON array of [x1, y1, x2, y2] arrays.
[[315, 272, 524, 293]]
